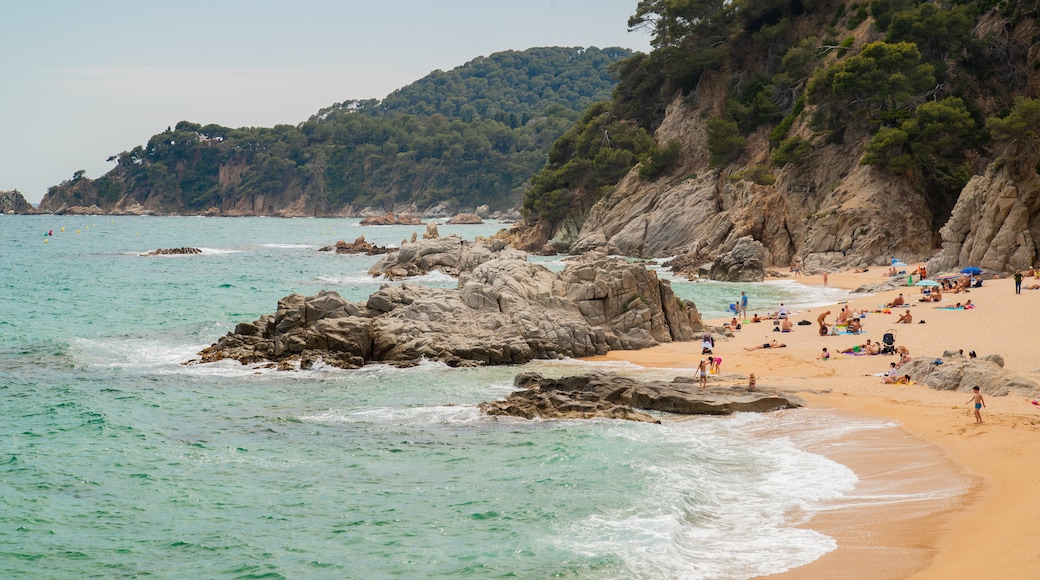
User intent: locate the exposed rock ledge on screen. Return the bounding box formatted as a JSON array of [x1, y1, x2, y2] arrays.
[[190, 253, 703, 369], [479, 372, 805, 423], [368, 234, 526, 279], [318, 236, 392, 255]]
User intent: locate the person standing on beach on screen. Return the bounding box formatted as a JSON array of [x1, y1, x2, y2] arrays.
[[966, 386, 985, 423], [739, 291, 748, 319], [822, 271, 828, 286], [1014, 270, 1023, 294], [697, 359, 708, 389]]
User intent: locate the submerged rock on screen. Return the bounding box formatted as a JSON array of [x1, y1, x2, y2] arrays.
[[479, 372, 805, 422]]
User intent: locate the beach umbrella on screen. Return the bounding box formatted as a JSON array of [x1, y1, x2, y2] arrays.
[[960, 266, 983, 275], [916, 279, 940, 287], [936, 272, 961, 280]]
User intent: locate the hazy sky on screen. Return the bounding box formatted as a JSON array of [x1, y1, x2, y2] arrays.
[[1, 1, 652, 204]]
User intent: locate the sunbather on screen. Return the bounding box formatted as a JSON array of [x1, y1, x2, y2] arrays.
[[896, 309, 912, 323], [744, 340, 786, 351]]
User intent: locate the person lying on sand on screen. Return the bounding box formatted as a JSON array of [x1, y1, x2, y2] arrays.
[[744, 340, 786, 351], [847, 318, 863, 333], [751, 313, 762, 322], [896, 309, 912, 323]]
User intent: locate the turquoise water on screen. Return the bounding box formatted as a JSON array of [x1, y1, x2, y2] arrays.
[[0, 216, 932, 578]]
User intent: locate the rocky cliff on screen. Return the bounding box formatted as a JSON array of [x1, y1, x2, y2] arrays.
[[0, 190, 34, 214], [565, 91, 935, 271], [929, 162, 1040, 274]]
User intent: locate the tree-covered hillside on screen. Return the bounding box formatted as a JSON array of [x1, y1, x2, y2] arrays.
[[41, 46, 632, 215], [521, 0, 1040, 237]]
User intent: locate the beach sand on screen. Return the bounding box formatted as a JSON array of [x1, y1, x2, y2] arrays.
[[585, 268, 1040, 578]]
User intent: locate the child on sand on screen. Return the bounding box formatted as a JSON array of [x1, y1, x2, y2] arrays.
[[966, 386, 985, 423], [748, 373, 756, 391], [698, 359, 708, 389]]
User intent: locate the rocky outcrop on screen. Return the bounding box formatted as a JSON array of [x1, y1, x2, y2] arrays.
[[191, 254, 703, 369], [900, 352, 1039, 396], [359, 213, 423, 226], [478, 372, 805, 422], [709, 236, 765, 282], [140, 247, 202, 256], [0, 190, 33, 214], [446, 213, 484, 225], [368, 235, 525, 279], [318, 236, 392, 255], [928, 163, 1040, 275]]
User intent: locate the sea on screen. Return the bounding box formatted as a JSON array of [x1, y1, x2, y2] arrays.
[[0, 215, 967, 579]]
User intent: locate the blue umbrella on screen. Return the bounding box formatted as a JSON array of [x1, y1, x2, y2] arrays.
[[916, 279, 940, 287], [960, 267, 983, 275]]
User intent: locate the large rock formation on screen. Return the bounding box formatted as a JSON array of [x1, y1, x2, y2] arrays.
[[0, 190, 33, 214], [368, 235, 525, 279], [359, 213, 423, 226], [900, 352, 1039, 397], [928, 163, 1040, 275], [191, 253, 703, 369], [479, 372, 805, 422], [709, 236, 765, 282]]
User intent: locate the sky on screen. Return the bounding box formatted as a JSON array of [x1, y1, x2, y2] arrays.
[[0, 0, 652, 204]]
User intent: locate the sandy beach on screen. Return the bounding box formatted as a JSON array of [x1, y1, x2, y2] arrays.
[[586, 268, 1040, 578]]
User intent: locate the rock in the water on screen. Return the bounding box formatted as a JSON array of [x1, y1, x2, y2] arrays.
[[359, 212, 423, 226], [446, 213, 484, 225], [709, 236, 765, 282], [141, 247, 202, 256], [318, 236, 392, 255], [478, 372, 804, 422], [191, 254, 704, 369]]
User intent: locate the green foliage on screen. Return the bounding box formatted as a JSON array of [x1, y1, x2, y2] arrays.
[[706, 117, 746, 168], [48, 47, 630, 213], [863, 96, 980, 228], [771, 136, 813, 167], [847, 2, 869, 28], [987, 97, 1040, 168], [807, 41, 935, 128], [639, 139, 682, 179], [770, 97, 805, 146], [730, 165, 776, 185], [522, 103, 654, 223]]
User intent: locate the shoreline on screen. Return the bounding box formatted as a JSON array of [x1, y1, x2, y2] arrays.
[[586, 268, 1040, 578]]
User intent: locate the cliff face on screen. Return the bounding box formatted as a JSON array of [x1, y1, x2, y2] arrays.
[[929, 163, 1040, 274], [569, 92, 934, 269], [0, 190, 33, 214]]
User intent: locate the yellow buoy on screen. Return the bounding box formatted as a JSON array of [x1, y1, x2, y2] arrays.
[[60, 227, 65, 232], [44, 238, 49, 243]]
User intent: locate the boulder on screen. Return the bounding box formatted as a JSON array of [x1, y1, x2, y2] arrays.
[[899, 353, 1039, 396], [709, 236, 765, 282], [191, 254, 704, 369], [0, 190, 33, 214], [478, 372, 805, 422], [446, 213, 484, 225]]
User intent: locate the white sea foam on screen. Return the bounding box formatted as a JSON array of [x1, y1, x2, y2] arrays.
[[258, 243, 314, 249], [551, 414, 854, 579], [196, 246, 242, 255]]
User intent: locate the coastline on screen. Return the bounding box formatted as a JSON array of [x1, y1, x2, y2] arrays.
[[585, 269, 1040, 578]]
